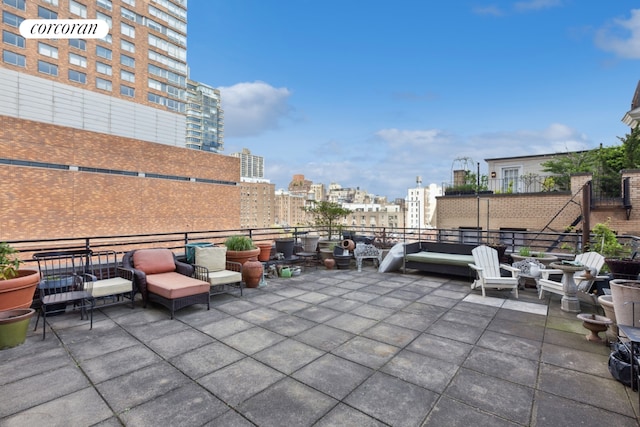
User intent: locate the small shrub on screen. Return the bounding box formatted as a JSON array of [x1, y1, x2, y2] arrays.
[[224, 235, 255, 251]]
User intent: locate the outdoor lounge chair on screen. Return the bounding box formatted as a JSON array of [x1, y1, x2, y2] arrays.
[[537, 252, 606, 303], [192, 245, 244, 296], [469, 245, 520, 298], [123, 248, 210, 319]]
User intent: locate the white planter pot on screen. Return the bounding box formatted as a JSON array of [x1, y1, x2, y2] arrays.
[[609, 279, 640, 331]]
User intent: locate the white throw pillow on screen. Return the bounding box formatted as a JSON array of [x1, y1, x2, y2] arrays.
[[195, 246, 226, 272]]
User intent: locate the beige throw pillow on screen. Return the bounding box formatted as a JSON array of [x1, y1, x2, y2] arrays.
[[195, 246, 226, 272]]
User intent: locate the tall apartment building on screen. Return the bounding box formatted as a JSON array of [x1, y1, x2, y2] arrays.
[[1, 0, 188, 146], [0, 0, 243, 240], [186, 78, 224, 152], [230, 148, 264, 179]]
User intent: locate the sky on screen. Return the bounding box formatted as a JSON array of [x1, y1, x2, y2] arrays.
[[186, 1, 640, 201]]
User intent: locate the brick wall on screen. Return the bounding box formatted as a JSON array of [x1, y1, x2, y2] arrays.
[[0, 115, 240, 240]]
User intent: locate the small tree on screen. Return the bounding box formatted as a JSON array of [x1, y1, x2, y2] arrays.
[[302, 201, 352, 240]]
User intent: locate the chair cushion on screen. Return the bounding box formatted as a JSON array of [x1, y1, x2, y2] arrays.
[[195, 246, 226, 272], [207, 270, 242, 286], [89, 277, 133, 298], [146, 272, 210, 299], [133, 249, 175, 274]]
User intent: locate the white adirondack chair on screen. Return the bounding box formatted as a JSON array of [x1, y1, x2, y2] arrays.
[[538, 252, 606, 302], [469, 245, 520, 298]]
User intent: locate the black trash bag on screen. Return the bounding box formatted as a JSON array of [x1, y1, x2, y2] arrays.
[[609, 342, 633, 388]]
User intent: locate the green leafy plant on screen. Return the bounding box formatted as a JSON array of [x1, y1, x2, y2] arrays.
[[518, 247, 531, 257], [590, 219, 631, 258], [224, 235, 255, 251], [0, 242, 22, 280], [302, 201, 352, 240]]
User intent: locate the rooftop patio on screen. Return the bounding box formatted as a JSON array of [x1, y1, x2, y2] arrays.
[[1, 265, 638, 426]]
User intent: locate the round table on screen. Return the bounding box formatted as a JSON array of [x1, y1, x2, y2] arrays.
[[549, 262, 587, 313]]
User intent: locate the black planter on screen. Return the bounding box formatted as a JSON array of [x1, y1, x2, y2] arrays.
[[275, 238, 295, 260], [605, 258, 640, 280]]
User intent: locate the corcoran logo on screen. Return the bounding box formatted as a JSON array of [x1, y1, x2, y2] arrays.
[[19, 19, 109, 39]]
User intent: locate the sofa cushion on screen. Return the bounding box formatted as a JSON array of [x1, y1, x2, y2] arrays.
[[88, 277, 133, 298], [405, 251, 474, 266], [207, 269, 242, 286], [195, 246, 226, 272], [133, 249, 176, 275], [146, 272, 210, 299]]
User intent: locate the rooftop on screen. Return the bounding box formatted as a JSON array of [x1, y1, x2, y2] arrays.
[[1, 266, 637, 426]]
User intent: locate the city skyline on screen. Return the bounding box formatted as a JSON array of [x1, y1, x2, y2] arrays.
[[187, 1, 640, 200]]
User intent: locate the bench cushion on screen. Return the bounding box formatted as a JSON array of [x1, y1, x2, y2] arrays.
[[405, 251, 474, 266], [207, 270, 242, 286], [133, 249, 175, 274], [89, 277, 133, 298], [146, 272, 209, 299]]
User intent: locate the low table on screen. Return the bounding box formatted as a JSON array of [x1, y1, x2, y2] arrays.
[[296, 252, 318, 270]]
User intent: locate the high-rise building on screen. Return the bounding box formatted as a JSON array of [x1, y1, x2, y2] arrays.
[[1, 0, 188, 146], [186, 79, 224, 152], [230, 148, 264, 179]]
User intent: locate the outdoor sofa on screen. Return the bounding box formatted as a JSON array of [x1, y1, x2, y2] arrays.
[[403, 241, 475, 277]]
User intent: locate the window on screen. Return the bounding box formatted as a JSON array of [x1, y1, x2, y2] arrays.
[[3, 0, 25, 11], [120, 69, 135, 83], [3, 11, 24, 28], [96, 78, 112, 91], [121, 22, 135, 38], [3, 30, 24, 48], [38, 43, 58, 59], [502, 167, 521, 193], [120, 39, 135, 53], [42, 0, 58, 5], [3, 50, 25, 67], [96, 12, 111, 28], [122, 0, 135, 5], [96, 45, 112, 60], [96, 0, 112, 11], [38, 60, 58, 76], [68, 69, 86, 83], [69, 39, 86, 50], [148, 78, 162, 91], [96, 61, 111, 76], [121, 8, 136, 22], [38, 6, 57, 19], [69, 1, 87, 18], [120, 54, 135, 67], [69, 52, 86, 67], [120, 85, 134, 97]]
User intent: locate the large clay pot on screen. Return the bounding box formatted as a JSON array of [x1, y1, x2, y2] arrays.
[[324, 258, 335, 270], [610, 279, 640, 331], [0, 308, 35, 350], [242, 257, 263, 288], [275, 238, 295, 260], [341, 239, 355, 252], [301, 235, 320, 252], [0, 269, 40, 311], [226, 248, 261, 265], [256, 242, 273, 262], [598, 294, 618, 341]]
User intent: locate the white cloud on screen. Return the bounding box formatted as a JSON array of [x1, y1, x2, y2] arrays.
[[472, 5, 504, 17], [218, 81, 292, 138], [595, 9, 640, 59]]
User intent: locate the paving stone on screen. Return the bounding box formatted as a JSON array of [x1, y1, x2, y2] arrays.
[[0, 345, 71, 386], [245, 293, 287, 306], [261, 314, 316, 337], [239, 378, 338, 427], [293, 353, 373, 400], [441, 308, 493, 328], [269, 298, 311, 313], [362, 322, 420, 347], [170, 341, 245, 379], [445, 368, 534, 424], [273, 287, 309, 298], [541, 342, 612, 378], [476, 330, 542, 361], [538, 363, 635, 417], [146, 328, 214, 359], [317, 286, 352, 296], [342, 290, 381, 303], [314, 403, 387, 427], [429, 288, 469, 300], [294, 324, 354, 351], [294, 305, 342, 323], [407, 333, 473, 365], [428, 318, 485, 345], [350, 303, 395, 320], [345, 372, 438, 427], [463, 346, 538, 387], [369, 295, 412, 310], [533, 389, 639, 427], [333, 336, 399, 369], [63, 328, 141, 362], [97, 361, 190, 414], [320, 297, 364, 312], [487, 316, 546, 341], [254, 339, 324, 374], [295, 291, 333, 304], [198, 316, 253, 339], [543, 327, 612, 356], [382, 349, 459, 393], [221, 327, 285, 355], [324, 312, 379, 334], [423, 395, 519, 427], [81, 344, 161, 384], [384, 311, 439, 331], [236, 307, 285, 325], [198, 358, 284, 407], [216, 299, 260, 315], [204, 410, 256, 427], [125, 318, 192, 343], [120, 383, 227, 426]]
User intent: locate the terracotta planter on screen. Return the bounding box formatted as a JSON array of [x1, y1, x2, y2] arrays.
[[226, 248, 261, 265], [0, 308, 35, 350], [324, 258, 335, 270], [242, 257, 264, 288], [341, 239, 355, 252], [610, 279, 640, 331], [256, 242, 273, 262], [0, 269, 40, 311]]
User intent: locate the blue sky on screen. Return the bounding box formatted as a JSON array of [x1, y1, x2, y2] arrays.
[[187, 1, 640, 200]]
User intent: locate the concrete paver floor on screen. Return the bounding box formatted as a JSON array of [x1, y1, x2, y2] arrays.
[[1, 267, 638, 426]]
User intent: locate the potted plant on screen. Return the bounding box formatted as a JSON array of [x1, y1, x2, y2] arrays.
[[0, 242, 38, 349], [274, 230, 295, 260], [302, 201, 351, 252], [592, 220, 640, 280], [224, 235, 260, 265]]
